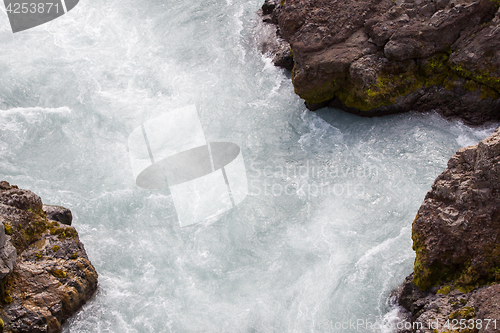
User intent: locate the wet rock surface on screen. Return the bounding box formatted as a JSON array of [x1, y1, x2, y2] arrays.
[[0, 181, 98, 333], [257, 0, 294, 71], [261, 0, 500, 125]]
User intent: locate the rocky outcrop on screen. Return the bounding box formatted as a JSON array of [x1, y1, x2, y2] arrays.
[[43, 205, 72, 226], [394, 274, 500, 332], [393, 128, 500, 331], [258, 0, 294, 70], [261, 0, 500, 124], [0, 181, 98, 333], [412, 127, 500, 291]]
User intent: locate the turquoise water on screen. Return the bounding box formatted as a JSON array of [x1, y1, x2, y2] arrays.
[[0, 0, 496, 332]]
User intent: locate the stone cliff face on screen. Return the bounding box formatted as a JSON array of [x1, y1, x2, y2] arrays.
[[0, 181, 97, 333], [412, 127, 500, 292], [262, 0, 500, 124], [394, 128, 500, 332]]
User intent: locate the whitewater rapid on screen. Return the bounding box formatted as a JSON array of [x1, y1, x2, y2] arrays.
[[0, 0, 496, 332]]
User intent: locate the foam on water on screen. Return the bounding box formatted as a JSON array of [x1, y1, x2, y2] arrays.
[[0, 0, 497, 332]]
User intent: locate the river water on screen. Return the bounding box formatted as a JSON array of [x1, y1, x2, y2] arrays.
[[0, 0, 496, 332]]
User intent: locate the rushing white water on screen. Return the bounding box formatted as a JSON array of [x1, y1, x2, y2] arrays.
[[0, 0, 496, 332]]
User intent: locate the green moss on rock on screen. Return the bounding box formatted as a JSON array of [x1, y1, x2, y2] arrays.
[[49, 224, 78, 240], [451, 62, 500, 95], [2, 291, 12, 304], [412, 233, 496, 291], [24, 216, 48, 243], [437, 285, 451, 295], [412, 221, 473, 290], [340, 76, 417, 111], [294, 70, 342, 105], [4, 224, 12, 235], [299, 51, 500, 110], [449, 306, 475, 320], [51, 269, 67, 279]]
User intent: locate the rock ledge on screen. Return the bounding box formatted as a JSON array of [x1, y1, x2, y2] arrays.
[[262, 0, 500, 125]]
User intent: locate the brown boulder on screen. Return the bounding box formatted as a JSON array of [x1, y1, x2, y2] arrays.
[[262, 0, 500, 125], [392, 127, 500, 332], [412, 127, 500, 291], [0, 181, 97, 333]]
